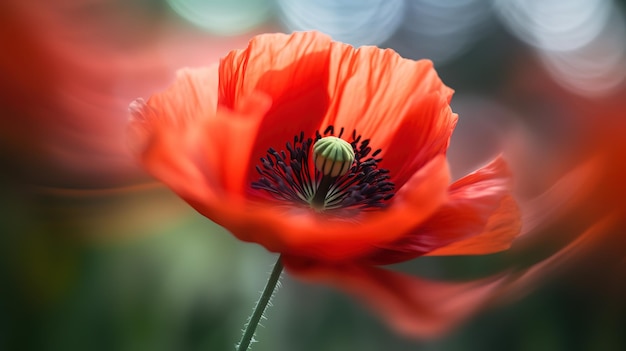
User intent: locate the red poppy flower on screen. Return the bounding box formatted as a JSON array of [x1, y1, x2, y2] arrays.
[[129, 31, 521, 336]]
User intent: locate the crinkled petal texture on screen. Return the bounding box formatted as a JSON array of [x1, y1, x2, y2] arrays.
[[129, 31, 468, 261], [364, 156, 521, 265]]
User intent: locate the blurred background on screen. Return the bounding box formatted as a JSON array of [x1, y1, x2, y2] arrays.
[[1, 0, 625, 350]]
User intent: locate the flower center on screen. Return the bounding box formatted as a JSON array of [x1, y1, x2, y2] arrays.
[[251, 126, 395, 212]]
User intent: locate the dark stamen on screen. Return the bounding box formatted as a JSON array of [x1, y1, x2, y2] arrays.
[[251, 126, 395, 213]]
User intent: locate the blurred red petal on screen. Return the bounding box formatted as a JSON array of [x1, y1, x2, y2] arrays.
[[0, 1, 261, 188], [129, 66, 273, 202], [426, 195, 520, 256], [284, 257, 504, 338], [498, 211, 626, 303]]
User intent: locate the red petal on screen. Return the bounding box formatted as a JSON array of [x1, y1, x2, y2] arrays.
[[323, 46, 454, 146], [425, 195, 520, 256], [202, 155, 450, 261], [129, 66, 272, 201], [380, 93, 458, 187], [284, 257, 505, 338], [219, 32, 333, 183], [366, 156, 520, 264]]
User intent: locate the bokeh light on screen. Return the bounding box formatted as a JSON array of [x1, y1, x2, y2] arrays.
[[536, 9, 626, 97], [276, 0, 405, 46], [166, 0, 273, 35], [495, 0, 611, 52], [495, 0, 626, 96], [386, 0, 495, 63]]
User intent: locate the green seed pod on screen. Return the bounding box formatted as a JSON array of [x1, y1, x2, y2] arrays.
[[313, 136, 355, 177]]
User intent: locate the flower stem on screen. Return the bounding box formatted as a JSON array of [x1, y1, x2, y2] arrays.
[[236, 255, 283, 351], [311, 175, 334, 210]]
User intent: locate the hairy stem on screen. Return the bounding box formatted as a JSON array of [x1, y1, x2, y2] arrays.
[[236, 255, 283, 351]]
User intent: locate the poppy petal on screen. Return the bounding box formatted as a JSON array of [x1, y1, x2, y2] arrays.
[[323, 44, 454, 146], [283, 257, 505, 338], [219, 32, 332, 183], [219, 31, 331, 112], [425, 195, 520, 256], [380, 93, 458, 187], [426, 158, 521, 256], [128, 68, 218, 204], [365, 156, 519, 264], [129, 66, 272, 199]]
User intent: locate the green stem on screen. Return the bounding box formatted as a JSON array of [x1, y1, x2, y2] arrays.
[[311, 175, 334, 210], [236, 255, 283, 351]]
